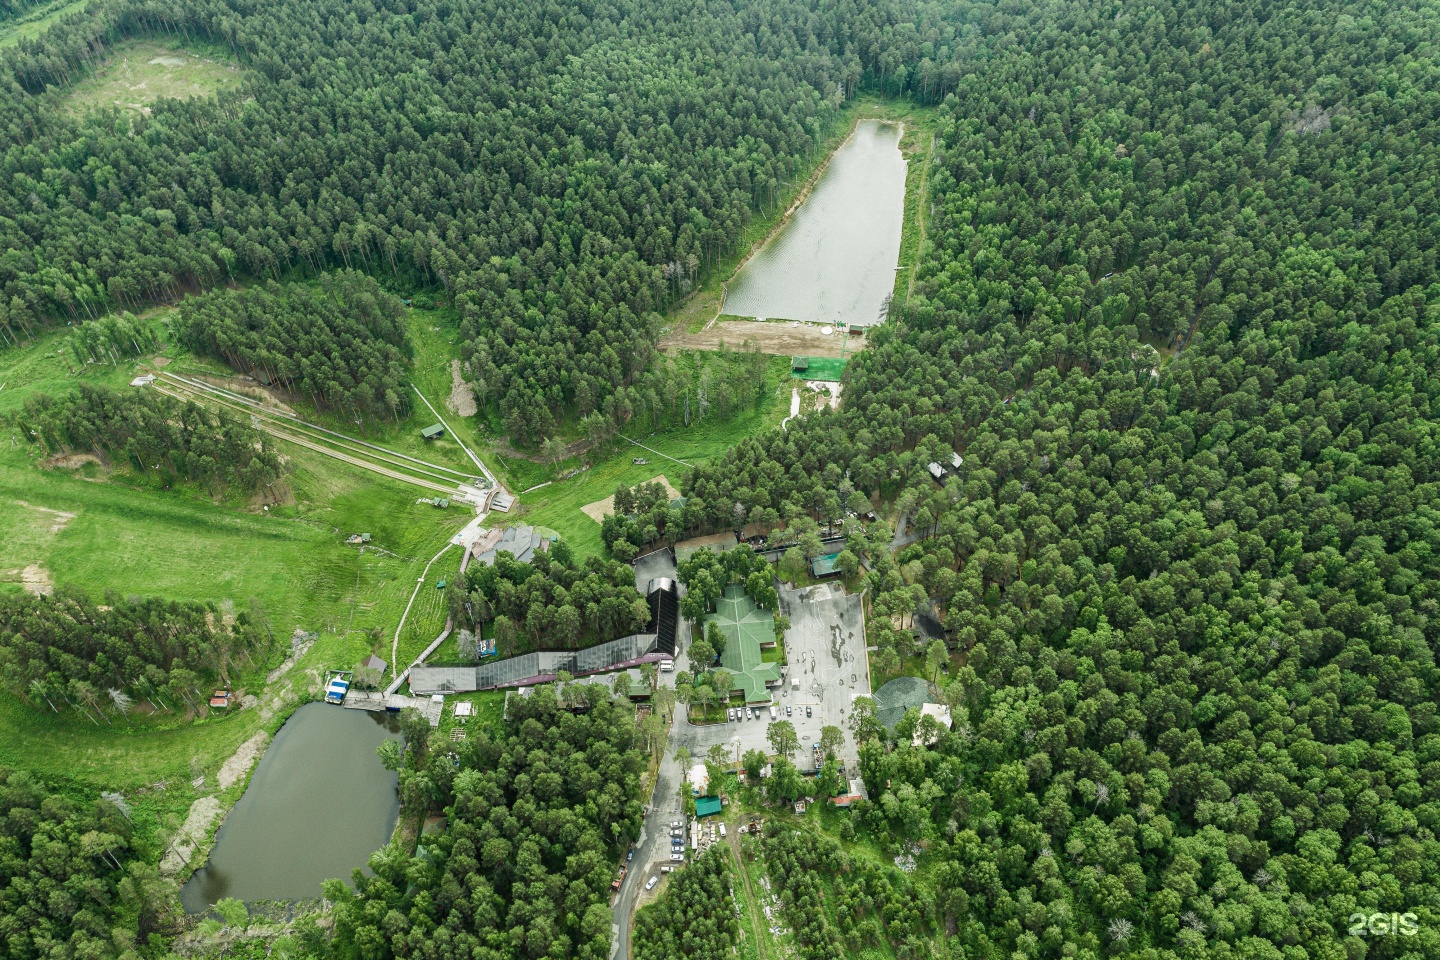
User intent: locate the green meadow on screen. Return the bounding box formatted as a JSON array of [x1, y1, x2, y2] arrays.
[[0, 284, 795, 838]]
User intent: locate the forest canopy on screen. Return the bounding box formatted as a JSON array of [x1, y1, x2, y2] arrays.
[[21, 384, 283, 495], [0, 770, 165, 960], [0, 588, 273, 722], [174, 271, 410, 421]]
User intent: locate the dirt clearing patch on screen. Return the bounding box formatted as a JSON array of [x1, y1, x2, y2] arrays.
[[189, 373, 297, 416], [580, 475, 679, 523], [20, 564, 54, 596], [662, 319, 865, 359], [65, 41, 243, 115], [447, 360, 478, 417], [15, 500, 77, 533], [161, 795, 221, 876], [218, 732, 269, 790], [41, 453, 101, 470]]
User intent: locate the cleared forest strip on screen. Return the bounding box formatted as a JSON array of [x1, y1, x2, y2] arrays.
[[156, 374, 478, 488], [151, 383, 459, 496], [157, 372, 477, 480]]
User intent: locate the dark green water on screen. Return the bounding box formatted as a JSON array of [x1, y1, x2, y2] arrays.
[[723, 119, 907, 328], [180, 703, 401, 912]]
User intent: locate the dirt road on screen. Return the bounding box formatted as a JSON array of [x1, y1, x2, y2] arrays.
[[662, 320, 864, 359]]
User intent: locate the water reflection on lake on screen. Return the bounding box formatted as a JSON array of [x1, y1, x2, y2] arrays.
[[180, 703, 401, 912], [723, 119, 906, 328]]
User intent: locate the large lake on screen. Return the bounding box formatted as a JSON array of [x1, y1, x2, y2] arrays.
[[181, 703, 401, 912], [723, 119, 907, 328]]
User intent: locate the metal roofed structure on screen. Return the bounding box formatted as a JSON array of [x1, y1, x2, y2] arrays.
[[470, 525, 555, 565], [409, 579, 679, 694]]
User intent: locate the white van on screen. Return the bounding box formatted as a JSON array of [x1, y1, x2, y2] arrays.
[[659, 659, 674, 672], [769, 705, 777, 720], [719, 823, 727, 838]]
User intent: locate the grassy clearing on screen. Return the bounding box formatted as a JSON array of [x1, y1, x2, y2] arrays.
[[0, 0, 87, 48], [890, 101, 945, 307], [64, 40, 243, 114], [0, 329, 466, 823], [514, 362, 790, 557]]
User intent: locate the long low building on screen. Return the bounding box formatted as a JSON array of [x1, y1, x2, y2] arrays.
[[410, 578, 679, 694]]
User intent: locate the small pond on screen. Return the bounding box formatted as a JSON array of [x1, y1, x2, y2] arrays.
[[180, 702, 401, 912], [722, 118, 907, 328]]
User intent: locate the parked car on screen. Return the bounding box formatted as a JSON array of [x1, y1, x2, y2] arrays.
[[769, 705, 777, 720], [805, 705, 812, 718], [719, 823, 727, 838], [670, 852, 685, 862], [627, 848, 635, 861], [661, 866, 673, 874], [785, 705, 792, 716], [645, 876, 659, 891]]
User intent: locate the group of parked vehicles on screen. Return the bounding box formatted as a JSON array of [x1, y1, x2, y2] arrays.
[[725, 703, 812, 722]]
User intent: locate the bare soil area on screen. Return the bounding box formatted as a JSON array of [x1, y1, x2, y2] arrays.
[[4, 564, 55, 595], [190, 373, 297, 416], [581, 475, 679, 523], [662, 319, 865, 359], [41, 453, 101, 470], [161, 795, 220, 876], [218, 731, 269, 790], [15, 499, 78, 533], [447, 360, 478, 417]]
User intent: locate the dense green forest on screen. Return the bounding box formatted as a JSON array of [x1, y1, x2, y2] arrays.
[[328, 685, 645, 960], [64, 311, 157, 363], [21, 384, 283, 494], [0, 0, 964, 442], [764, 825, 935, 958], [0, 589, 272, 720], [669, 0, 1440, 956], [0, 0, 1438, 956], [0, 770, 168, 960], [175, 272, 410, 421], [459, 540, 652, 654], [631, 846, 737, 960]]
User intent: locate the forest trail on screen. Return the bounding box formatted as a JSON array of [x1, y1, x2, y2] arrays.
[[780, 387, 801, 431], [727, 835, 769, 960], [411, 383, 500, 490], [387, 542, 456, 692]]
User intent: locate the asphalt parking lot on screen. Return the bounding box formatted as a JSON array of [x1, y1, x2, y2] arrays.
[[681, 581, 869, 774]]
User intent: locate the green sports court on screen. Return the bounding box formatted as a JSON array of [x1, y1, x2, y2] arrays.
[[710, 585, 781, 702]]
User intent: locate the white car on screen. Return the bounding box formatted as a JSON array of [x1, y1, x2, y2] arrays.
[[670, 852, 685, 862], [728, 708, 735, 722], [719, 823, 727, 838], [645, 876, 659, 891]]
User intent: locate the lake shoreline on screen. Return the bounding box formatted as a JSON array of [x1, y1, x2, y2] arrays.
[[709, 115, 905, 331]]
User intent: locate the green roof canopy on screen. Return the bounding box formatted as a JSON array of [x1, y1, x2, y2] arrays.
[[421, 423, 445, 439], [710, 584, 781, 702], [695, 796, 722, 817]]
